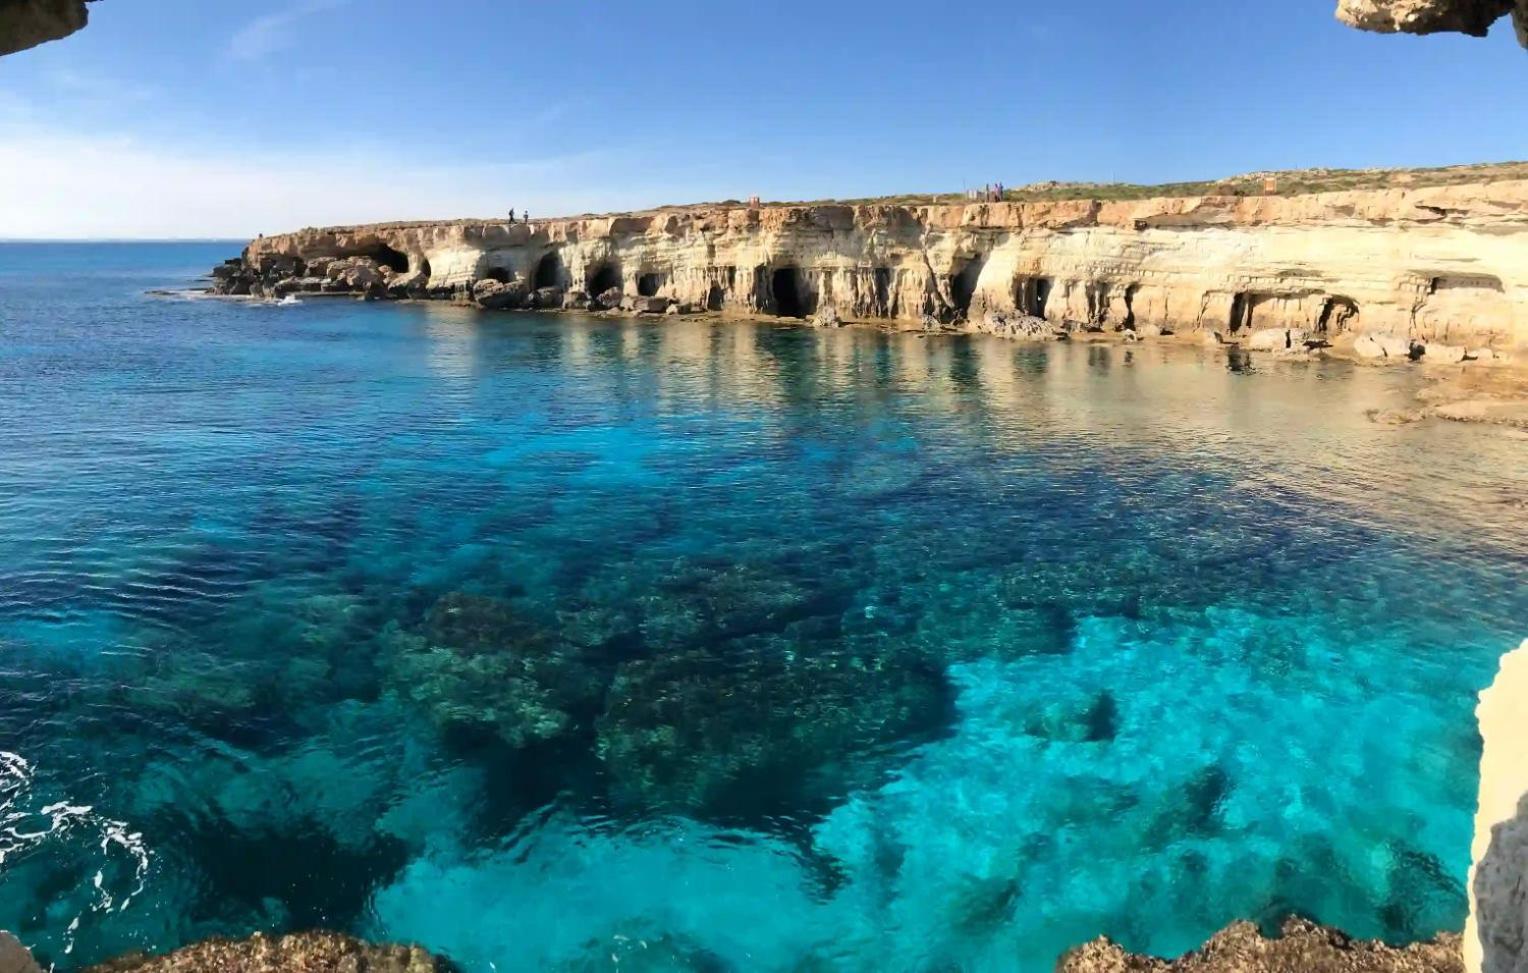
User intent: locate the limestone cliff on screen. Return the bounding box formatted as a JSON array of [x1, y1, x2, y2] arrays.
[[1336, 0, 1528, 46], [1464, 640, 1528, 973], [0, 0, 92, 57], [222, 177, 1528, 351]]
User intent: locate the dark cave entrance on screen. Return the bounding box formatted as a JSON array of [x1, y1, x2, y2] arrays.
[[637, 273, 663, 298], [484, 268, 511, 284], [534, 252, 565, 290], [417, 258, 432, 280], [1317, 296, 1359, 334], [1229, 292, 1253, 333], [587, 264, 621, 296], [1033, 277, 1053, 319], [771, 267, 810, 317], [874, 267, 893, 316], [368, 245, 410, 274], [951, 258, 985, 317], [1122, 284, 1140, 330]]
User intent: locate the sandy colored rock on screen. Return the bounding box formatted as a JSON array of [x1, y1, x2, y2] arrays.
[[82, 931, 443, 973], [1465, 641, 1528, 973], [1057, 918, 1462, 973], [0, 933, 42, 973], [225, 175, 1528, 352], [1335, 0, 1528, 45]]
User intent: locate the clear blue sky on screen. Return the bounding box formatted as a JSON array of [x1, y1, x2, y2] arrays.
[[2, 0, 1525, 237]]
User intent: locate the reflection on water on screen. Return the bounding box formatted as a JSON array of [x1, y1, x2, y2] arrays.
[[0, 245, 1524, 972]]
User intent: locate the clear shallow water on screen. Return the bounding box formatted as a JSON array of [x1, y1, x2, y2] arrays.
[[1, 242, 1525, 972]]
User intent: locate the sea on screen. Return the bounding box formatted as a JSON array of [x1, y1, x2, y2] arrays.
[[0, 241, 1524, 971]]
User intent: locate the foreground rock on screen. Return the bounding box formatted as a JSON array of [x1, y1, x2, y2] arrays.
[[1465, 640, 1528, 973], [1058, 918, 1462, 973], [0, 933, 41, 973], [1336, 0, 1528, 45], [0, 0, 92, 57], [82, 932, 442, 973]]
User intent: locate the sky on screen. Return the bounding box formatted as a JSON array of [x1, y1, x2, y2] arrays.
[[1, 0, 1525, 239]]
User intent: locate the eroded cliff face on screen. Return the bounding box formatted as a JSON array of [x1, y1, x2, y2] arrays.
[[0, 0, 92, 57], [1336, 0, 1528, 45], [226, 180, 1528, 351]]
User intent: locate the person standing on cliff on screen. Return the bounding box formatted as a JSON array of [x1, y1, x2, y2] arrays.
[[508, 208, 516, 223]]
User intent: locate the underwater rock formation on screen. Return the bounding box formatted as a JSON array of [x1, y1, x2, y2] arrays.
[[596, 640, 951, 814], [0, 0, 92, 57], [215, 173, 1528, 351], [1057, 917, 1462, 972], [382, 593, 603, 748], [81, 931, 442, 973], [1336, 0, 1528, 45]]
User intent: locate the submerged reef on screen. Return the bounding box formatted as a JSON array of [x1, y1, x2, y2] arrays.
[[596, 639, 952, 814], [382, 592, 604, 748]]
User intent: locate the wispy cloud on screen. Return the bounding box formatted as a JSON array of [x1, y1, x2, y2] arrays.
[[0, 118, 710, 239], [228, 0, 347, 62]]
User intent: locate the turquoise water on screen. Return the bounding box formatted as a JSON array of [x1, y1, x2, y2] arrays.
[[1, 242, 1524, 971]]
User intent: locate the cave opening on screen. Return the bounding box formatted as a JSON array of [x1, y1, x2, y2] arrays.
[[951, 258, 985, 317], [1034, 277, 1054, 319], [417, 258, 432, 281], [1229, 292, 1254, 332], [1123, 284, 1140, 330], [368, 245, 410, 274], [1317, 296, 1359, 334], [588, 264, 621, 296], [484, 268, 511, 284], [874, 267, 893, 316], [637, 273, 663, 298], [534, 252, 565, 290], [771, 267, 810, 317]]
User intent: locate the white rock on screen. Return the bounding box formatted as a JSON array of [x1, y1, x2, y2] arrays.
[[1422, 342, 1466, 364]]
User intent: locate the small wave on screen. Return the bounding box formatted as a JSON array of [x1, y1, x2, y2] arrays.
[[0, 752, 150, 957], [143, 288, 214, 302]]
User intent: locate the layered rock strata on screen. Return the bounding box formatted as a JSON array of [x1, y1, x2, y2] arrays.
[[217, 179, 1528, 351], [0, 0, 92, 57]]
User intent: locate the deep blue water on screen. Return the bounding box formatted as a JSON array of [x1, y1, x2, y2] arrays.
[[0, 242, 1524, 972]]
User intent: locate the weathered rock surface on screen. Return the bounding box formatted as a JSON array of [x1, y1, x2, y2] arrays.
[[1336, 0, 1528, 46], [1464, 640, 1528, 973], [0, 0, 92, 57], [1057, 918, 1463, 973], [81, 931, 443, 973], [0, 933, 41, 973], [216, 176, 1528, 351]]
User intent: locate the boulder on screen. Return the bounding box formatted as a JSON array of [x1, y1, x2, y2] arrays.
[[562, 290, 590, 310], [975, 311, 1058, 340], [472, 279, 528, 310], [531, 286, 563, 309], [811, 305, 845, 328], [593, 286, 624, 310], [1135, 323, 1163, 338], [664, 303, 680, 316], [1468, 347, 1498, 361], [1421, 342, 1467, 364], [1246, 327, 1308, 352], [1356, 333, 1418, 360], [626, 296, 670, 314]]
